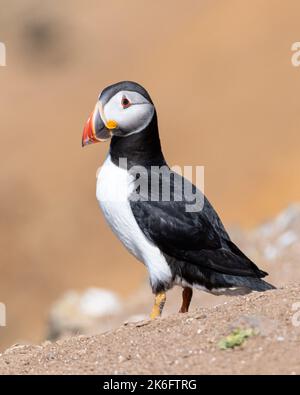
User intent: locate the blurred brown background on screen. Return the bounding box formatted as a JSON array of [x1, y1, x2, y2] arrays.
[[0, 0, 300, 349]]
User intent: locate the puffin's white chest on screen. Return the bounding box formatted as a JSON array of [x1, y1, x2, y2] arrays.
[[96, 155, 172, 286]]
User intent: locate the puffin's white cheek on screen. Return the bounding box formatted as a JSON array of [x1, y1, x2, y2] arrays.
[[118, 104, 154, 133], [103, 104, 122, 125]]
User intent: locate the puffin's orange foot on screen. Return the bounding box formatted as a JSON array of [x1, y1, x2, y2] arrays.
[[150, 291, 166, 319], [179, 287, 193, 313]]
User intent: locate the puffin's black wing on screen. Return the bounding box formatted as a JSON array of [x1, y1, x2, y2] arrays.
[[130, 168, 266, 278]]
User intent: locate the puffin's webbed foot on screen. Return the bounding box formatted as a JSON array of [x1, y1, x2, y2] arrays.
[[150, 291, 166, 319], [179, 287, 193, 313]]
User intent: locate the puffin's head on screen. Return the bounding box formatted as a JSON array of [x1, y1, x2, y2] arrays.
[[82, 81, 155, 146]]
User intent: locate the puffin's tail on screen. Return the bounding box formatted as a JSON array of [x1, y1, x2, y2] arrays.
[[222, 273, 276, 292]]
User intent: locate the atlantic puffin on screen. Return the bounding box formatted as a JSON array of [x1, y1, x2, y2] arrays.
[[82, 81, 274, 319]]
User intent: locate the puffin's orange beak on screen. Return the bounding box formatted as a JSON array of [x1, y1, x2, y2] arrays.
[[82, 102, 115, 147]]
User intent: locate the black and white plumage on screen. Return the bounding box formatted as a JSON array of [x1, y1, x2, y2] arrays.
[[82, 81, 274, 317]]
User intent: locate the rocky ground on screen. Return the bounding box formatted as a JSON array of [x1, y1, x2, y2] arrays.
[[0, 284, 299, 375]]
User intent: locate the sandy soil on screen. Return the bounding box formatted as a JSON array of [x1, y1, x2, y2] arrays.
[[1, 284, 299, 375]]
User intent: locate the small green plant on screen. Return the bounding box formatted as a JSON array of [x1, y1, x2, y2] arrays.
[[218, 327, 256, 350]]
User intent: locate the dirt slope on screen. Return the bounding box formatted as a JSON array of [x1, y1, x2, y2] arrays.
[[0, 284, 299, 375]]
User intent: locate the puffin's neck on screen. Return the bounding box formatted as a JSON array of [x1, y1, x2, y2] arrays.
[[109, 112, 166, 168]]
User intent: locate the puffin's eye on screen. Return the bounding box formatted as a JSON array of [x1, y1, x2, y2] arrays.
[[121, 96, 131, 109]]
